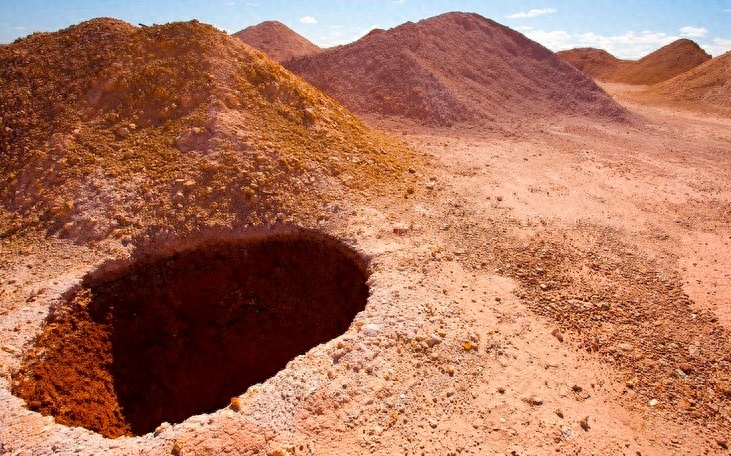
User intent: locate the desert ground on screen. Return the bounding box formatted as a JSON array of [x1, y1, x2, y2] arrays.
[[1, 15, 730, 456]]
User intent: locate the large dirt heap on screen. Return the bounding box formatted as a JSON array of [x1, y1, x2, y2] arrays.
[[286, 12, 628, 127], [233, 20, 322, 64], [650, 50, 731, 110], [559, 39, 711, 85], [0, 18, 414, 243], [556, 48, 627, 81], [608, 39, 711, 85]]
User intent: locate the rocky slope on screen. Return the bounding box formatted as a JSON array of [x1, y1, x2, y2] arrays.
[[557, 48, 627, 81], [607, 39, 711, 85], [559, 39, 711, 85], [233, 20, 322, 63], [287, 12, 629, 127], [650, 49, 731, 110], [0, 18, 415, 244]]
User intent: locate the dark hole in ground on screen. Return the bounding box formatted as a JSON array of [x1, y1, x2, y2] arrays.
[[12, 230, 369, 438]]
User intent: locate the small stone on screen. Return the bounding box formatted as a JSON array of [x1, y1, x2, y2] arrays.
[[561, 426, 574, 440], [579, 416, 590, 431], [648, 399, 658, 407], [530, 396, 543, 406], [362, 323, 381, 337], [115, 126, 130, 138], [717, 438, 728, 449], [171, 441, 182, 456], [429, 418, 438, 429], [425, 181, 436, 190], [153, 422, 171, 437], [230, 396, 242, 412], [497, 387, 506, 394], [408, 167, 416, 173], [406, 187, 415, 195], [551, 329, 564, 343], [617, 343, 634, 352], [539, 283, 548, 291], [425, 335, 442, 347], [496, 196, 503, 202], [1, 345, 19, 355], [393, 223, 410, 235], [678, 363, 692, 374], [555, 409, 564, 418]]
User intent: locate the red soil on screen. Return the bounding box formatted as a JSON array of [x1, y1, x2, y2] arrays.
[[650, 50, 731, 110], [286, 12, 629, 127], [559, 39, 711, 85], [608, 39, 711, 85], [556, 48, 628, 81], [233, 21, 322, 64]]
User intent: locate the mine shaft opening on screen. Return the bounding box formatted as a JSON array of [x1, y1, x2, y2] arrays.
[[12, 231, 370, 438]]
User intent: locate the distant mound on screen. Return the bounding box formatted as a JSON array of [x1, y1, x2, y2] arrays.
[[607, 39, 711, 85], [650, 50, 731, 110], [0, 18, 414, 242], [286, 12, 629, 127], [233, 21, 321, 63], [557, 48, 628, 81]]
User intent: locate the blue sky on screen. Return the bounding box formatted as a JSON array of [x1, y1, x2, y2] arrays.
[[1, 1, 730, 58]]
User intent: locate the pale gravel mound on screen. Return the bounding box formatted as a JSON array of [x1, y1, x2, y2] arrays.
[[650, 50, 731, 110], [286, 12, 630, 127], [607, 39, 711, 85], [0, 18, 416, 243], [557, 48, 628, 81], [233, 21, 322, 64]]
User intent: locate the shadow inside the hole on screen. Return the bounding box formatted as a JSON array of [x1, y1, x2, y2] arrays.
[[14, 231, 370, 438]]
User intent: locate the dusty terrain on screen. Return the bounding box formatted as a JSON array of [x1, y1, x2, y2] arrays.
[[233, 21, 322, 64], [558, 39, 711, 85], [287, 12, 627, 127], [1, 16, 731, 456]]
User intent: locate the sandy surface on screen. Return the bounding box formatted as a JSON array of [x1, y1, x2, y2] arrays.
[[2, 79, 730, 455]]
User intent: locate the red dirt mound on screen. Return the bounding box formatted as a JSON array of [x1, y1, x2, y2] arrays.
[[233, 21, 321, 63], [650, 50, 731, 110], [557, 48, 628, 81], [607, 39, 711, 85], [0, 18, 415, 242], [286, 12, 629, 127]]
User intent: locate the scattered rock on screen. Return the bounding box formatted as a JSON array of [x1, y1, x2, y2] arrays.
[[648, 399, 658, 407], [362, 323, 381, 337], [579, 416, 590, 431], [550, 329, 564, 343], [561, 426, 574, 440], [425, 335, 442, 348], [717, 438, 728, 449], [393, 223, 411, 235]]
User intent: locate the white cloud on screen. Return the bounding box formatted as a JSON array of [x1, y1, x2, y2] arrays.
[[679, 26, 708, 38], [223, 1, 235, 5], [330, 25, 344, 29], [518, 26, 731, 59], [507, 8, 557, 19], [14, 26, 25, 31], [701, 37, 731, 57], [300, 16, 317, 24], [724, 9, 731, 12], [394, 0, 406, 3], [245, 2, 259, 6]]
